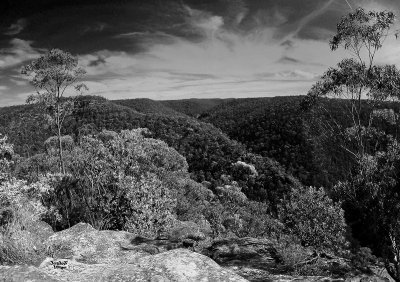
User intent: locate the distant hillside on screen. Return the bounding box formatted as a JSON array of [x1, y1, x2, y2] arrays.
[[113, 98, 186, 117], [199, 96, 324, 186], [113, 98, 228, 118], [160, 99, 229, 117], [199, 96, 400, 188], [0, 95, 299, 208]]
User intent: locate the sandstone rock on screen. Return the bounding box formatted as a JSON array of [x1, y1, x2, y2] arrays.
[[45, 222, 149, 264], [103, 249, 248, 282], [0, 265, 59, 282], [25, 220, 54, 244], [4, 249, 247, 281], [206, 237, 282, 270]]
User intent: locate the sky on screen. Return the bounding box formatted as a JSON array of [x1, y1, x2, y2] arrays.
[[1, 0, 400, 106]]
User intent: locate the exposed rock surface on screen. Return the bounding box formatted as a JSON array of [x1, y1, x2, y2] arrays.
[[0, 265, 58, 282], [206, 237, 282, 270], [45, 222, 150, 264], [1, 222, 247, 281], [0, 249, 247, 282], [34, 249, 248, 281], [205, 237, 392, 282], [0, 222, 394, 282]]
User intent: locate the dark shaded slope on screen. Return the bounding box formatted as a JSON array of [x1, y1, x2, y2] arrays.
[[200, 96, 400, 189], [200, 96, 324, 187]]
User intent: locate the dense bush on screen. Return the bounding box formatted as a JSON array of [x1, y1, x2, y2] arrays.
[[279, 186, 348, 253], [42, 129, 183, 234], [120, 175, 176, 237]]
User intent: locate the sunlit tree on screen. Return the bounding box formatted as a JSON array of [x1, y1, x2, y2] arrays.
[[21, 49, 87, 173]]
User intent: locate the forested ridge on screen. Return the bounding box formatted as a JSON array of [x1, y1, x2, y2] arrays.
[[4, 94, 400, 200]]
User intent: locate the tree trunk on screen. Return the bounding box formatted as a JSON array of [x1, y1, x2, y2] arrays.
[[56, 104, 65, 174], [57, 124, 65, 174]]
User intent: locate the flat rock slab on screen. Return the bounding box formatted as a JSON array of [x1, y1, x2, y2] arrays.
[[1, 249, 248, 282]]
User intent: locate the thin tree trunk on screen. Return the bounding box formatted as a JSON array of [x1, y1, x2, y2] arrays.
[[57, 104, 65, 174]]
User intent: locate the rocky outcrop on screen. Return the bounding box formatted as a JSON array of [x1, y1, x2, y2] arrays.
[[39, 248, 249, 281], [205, 237, 392, 282], [0, 222, 247, 281], [0, 222, 394, 282], [45, 222, 148, 264], [1, 249, 247, 282]]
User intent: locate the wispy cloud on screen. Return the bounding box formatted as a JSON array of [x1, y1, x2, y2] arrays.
[[4, 19, 27, 36], [0, 38, 41, 69], [279, 0, 336, 42], [1, 0, 400, 106]]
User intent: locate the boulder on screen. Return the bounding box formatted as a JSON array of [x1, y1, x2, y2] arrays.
[[44, 222, 150, 264], [45, 222, 212, 263]]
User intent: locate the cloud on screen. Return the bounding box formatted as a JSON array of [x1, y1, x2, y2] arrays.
[[81, 22, 108, 34], [279, 0, 336, 42], [4, 19, 27, 36], [83, 72, 314, 101], [2, 0, 400, 106], [9, 78, 28, 86], [76, 3, 339, 101], [0, 38, 41, 69]]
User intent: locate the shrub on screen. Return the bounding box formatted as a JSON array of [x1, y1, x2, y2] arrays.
[[30, 129, 183, 233], [279, 186, 348, 253], [194, 179, 284, 238], [0, 135, 15, 183], [350, 247, 377, 273], [121, 174, 176, 237], [0, 178, 55, 265]]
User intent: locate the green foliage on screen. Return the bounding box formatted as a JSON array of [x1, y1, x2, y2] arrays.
[[279, 186, 348, 253]]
